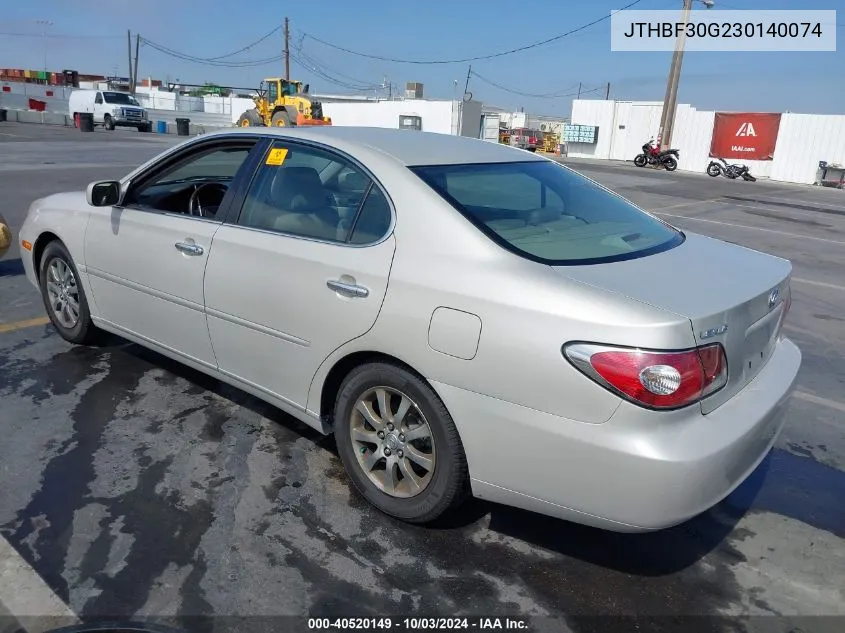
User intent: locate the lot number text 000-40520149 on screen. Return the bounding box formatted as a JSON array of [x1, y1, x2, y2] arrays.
[[307, 617, 531, 630]]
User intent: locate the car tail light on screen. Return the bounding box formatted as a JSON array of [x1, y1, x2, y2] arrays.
[[563, 342, 728, 410]]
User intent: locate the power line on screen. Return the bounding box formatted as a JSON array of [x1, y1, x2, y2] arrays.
[[289, 51, 382, 92], [295, 46, 381, 88], [141, 37, 284, 67], [138, 25, 285, 64], [298, 0, 646, 65], [205, 24, 284, 61], [471, 71, 603, 99], [0, 31, 121, 40]]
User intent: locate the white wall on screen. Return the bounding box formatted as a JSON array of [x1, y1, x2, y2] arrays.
[[770, 113, 845, 185], [670, 105, 715, 173], [231, 96, 258, 123], [567, 98, 845, 185], [567, 100, 616, 159], [0, 81, 72, 112], [321, 100, 456, 135]]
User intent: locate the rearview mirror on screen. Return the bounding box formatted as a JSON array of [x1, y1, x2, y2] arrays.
[[86, 180, 122, 207]]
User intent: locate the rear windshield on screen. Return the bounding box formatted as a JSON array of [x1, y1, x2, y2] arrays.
[[410, 160, 683, 265]]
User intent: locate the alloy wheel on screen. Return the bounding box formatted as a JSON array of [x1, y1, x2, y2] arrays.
[[46, 258, 80, 329], [349, 386, 436, 498]]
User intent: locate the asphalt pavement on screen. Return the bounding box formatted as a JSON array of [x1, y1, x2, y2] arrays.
[[0, 121, 844, 633]]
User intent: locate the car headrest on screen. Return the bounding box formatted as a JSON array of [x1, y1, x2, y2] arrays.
[[338, 170, 369, 192], [525, 206, 563, 226], [270, 166, 326, 213]]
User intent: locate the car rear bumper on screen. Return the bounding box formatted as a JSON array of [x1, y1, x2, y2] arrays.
[[431, 336, 801, 532]]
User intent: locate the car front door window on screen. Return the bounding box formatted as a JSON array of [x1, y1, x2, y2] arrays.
[[124, 144, 256, 220]]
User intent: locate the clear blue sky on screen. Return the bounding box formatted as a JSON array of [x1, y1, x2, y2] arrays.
[[1, 0, 842, 116]]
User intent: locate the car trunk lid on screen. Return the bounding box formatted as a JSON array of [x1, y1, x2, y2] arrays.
[[552, 232, 792, 413]]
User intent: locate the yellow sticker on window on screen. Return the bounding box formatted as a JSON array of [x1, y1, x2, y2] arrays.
[[265, 147, 289, 166]]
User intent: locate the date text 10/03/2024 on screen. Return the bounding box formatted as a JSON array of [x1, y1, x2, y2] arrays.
[[308, 618, 530, 630]]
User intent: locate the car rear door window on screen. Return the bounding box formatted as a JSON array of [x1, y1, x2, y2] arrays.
[[411, 160, 683, 265], [236, 142, 374, 243], [349, 186, 392, 245]]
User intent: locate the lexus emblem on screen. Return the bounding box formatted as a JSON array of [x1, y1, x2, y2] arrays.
[[768, 287, 780, 310]]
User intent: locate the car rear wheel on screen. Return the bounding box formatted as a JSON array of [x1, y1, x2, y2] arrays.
[[38, 241, 99, 345], [333, 362, 470, 523]]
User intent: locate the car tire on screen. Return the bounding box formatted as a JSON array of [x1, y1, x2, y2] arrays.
[[38, 240, 99, 345], [333, 362, 470, 524], [104, 115, 115, 131]]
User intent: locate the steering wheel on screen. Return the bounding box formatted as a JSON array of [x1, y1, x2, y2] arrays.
[[189, 182, 229, 217]]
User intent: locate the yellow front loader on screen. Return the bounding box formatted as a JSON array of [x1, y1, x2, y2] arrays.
[[236, 78, 332, 127]]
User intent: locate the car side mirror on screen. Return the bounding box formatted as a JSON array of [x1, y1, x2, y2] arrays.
[[86, 180, 122, 207]]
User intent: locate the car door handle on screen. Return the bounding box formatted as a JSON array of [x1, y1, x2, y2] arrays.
[[175, 242, 204, 256], [327, 279, 369, 298]]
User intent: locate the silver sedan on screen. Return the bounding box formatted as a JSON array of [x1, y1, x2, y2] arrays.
[[18, 127, 801, 532]]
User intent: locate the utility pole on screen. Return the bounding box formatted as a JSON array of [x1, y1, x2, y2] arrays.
[[657, 0, 713, 149], [36, 20, 53, 74], [284, 17, 290, 81], [458, 64, 471, 136], [577, 82, 582, 99], [605, 82, 611, 100], [133, 34, 140, 94], [127, 30, 133, 88]]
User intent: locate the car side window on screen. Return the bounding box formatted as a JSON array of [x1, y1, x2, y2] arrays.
[[349, 186, 392, 245], [237, 143, 372, 243], [95, 93, 103, 105], [124, 143, 256, 218]]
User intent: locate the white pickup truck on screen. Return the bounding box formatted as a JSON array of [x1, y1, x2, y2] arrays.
[[68, 89, 151, 132]]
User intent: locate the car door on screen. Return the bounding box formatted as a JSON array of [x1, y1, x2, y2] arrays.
[[203, 138, 396, 409], [93, 92, 104, 123], [83, 136, 264, 369]]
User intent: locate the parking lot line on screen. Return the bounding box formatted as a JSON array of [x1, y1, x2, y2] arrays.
[[728, 201, 845, 219], [792, 278, 845, 292], [654, 197, 725, 211], [0, 316, 50, 334], [654, 212, 845, 245], [0, 535, 79, 633], [794, 390, 845, 415]]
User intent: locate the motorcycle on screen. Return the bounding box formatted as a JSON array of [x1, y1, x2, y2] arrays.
[[634, 139, 679, 171], [707, 157, 756, 181]]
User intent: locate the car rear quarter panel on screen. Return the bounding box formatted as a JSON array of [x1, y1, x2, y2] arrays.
[[307, 158, 698, 430]]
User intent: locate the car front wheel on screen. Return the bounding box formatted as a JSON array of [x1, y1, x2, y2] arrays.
[[38, 240, 99, 345], [334, 362, 470, 523]]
